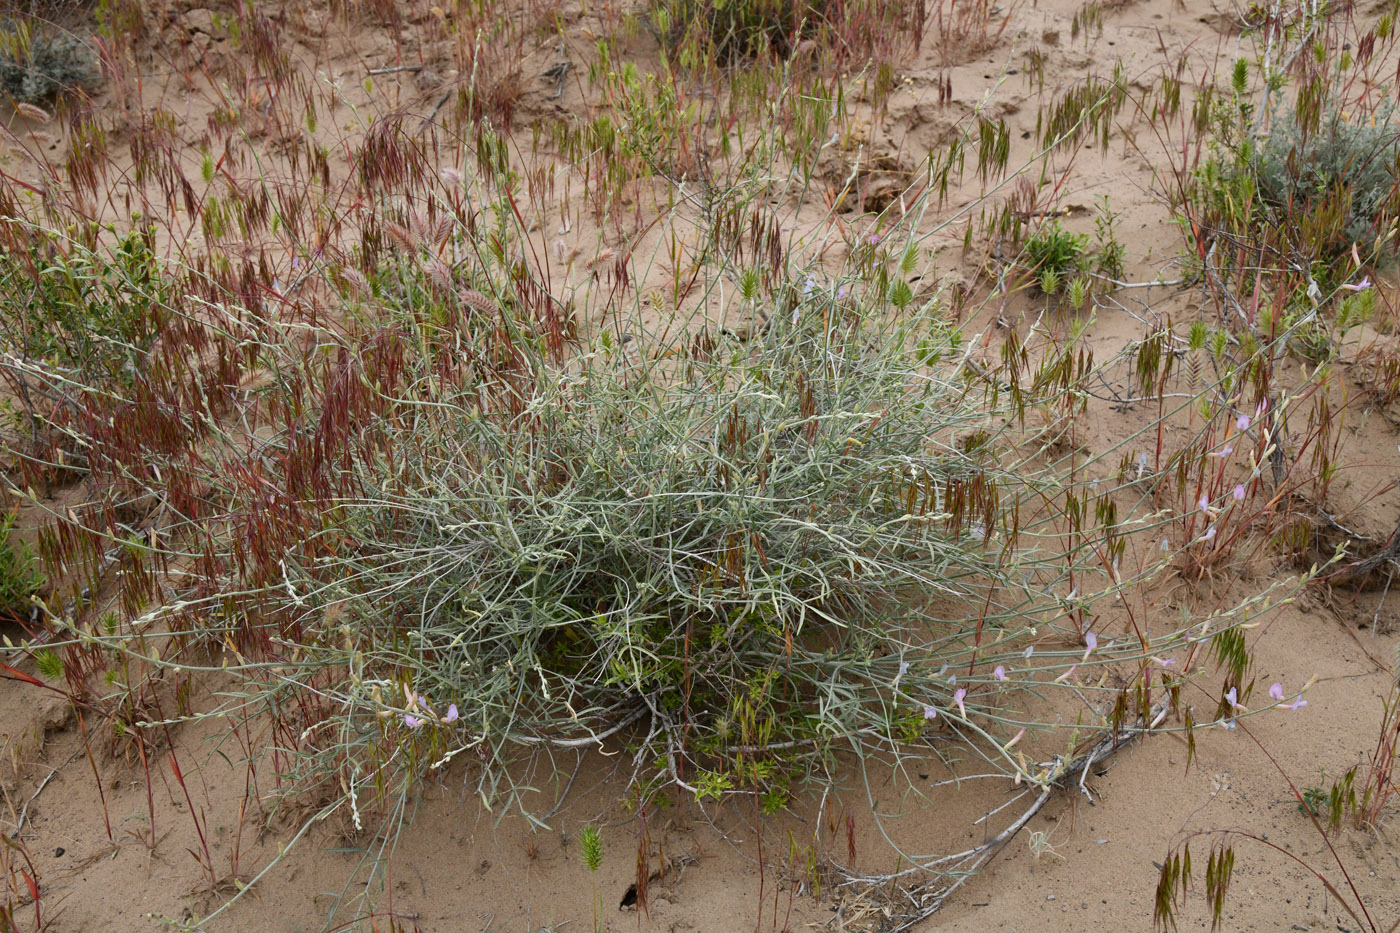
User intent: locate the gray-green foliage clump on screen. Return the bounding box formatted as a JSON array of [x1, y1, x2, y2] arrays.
[[1253, 99, 1400, 259], [0, 30, 101, 104], [270, 282, 1071, 811]]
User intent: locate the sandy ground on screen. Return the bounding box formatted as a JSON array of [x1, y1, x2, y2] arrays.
[[2, 0, 1400, 929]]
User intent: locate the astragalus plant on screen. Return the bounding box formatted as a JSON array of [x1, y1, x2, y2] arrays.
[[255, 274, 1069, 813]]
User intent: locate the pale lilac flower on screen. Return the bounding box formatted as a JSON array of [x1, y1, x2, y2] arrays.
[[1224, 687, 1244, 711], [869, 232, 881, 246], [803, 276, 815, 295], [898, 660, 910, 678], [953, 688, 967, 717], [1236, 413, 1251, 431], [1199, 495, 1210, 513], [1161, 536, 1170, 553], [404, 714, 424, 728], [993, 665, 1007, 681], [837, 284, 849, 299], [1024, 645, 1035, 659], [1209, 444, 1234, 458], [1082, 632, 1098, 660], [1152, 656, 1178, 667], [1283, 698, 1308, 710], [1204, 526, 1217, 541], [1233, 484, 1246, 501], [1269, 682, 1284, 701], [1342, 276, 1372, 292], [948, 674, 957, 686], [443, 703, 459, 723], [923, 705, 939, 721]]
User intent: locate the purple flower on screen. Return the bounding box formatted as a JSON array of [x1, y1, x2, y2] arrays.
[[1082, 632, 1098, 661], [1199, 495, 1210, 513], [404, 714, 424, 728], [1209, 444, 1234, 458], [1342, 276, 1372, 292], [869, 232, 881, 245], [923, 705, 939, 721], [443, 704, 459, 723], [993, 665, 1007, 681], [1233, 484, 1246, 501], [1204, 526, 1216, 541], [1236, 413, 1250, 431], [1224, 687, 1243, 711], [1283, 698, 1308, 711], [1269, 682, 1284, 701], [1152, 656, 1178, 667], [837, 284, 849, 299], [953, 688, 967, 717]]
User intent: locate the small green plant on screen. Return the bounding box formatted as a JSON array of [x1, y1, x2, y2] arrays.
[[1093, 193, 1126, 280], [1025, 220, 1089, 291], [581, 825, 603, 932], [1297, 783, 1329, 820], [0, 227, 172, 465], [0, 512, 42, 623]]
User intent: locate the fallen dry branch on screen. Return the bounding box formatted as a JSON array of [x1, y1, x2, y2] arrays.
[[837, 703, 1169, 931], [1321, 515, 1400, 591]]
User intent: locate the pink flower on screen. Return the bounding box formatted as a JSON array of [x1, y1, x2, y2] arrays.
[[1233, 484, 1246, 500], [1082, 632, 1098, 660], [993, 665, 1007, 681], [1269, 682, 1284, 701], [923, 705, 939, 721], [953, 688, 967, 718]]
